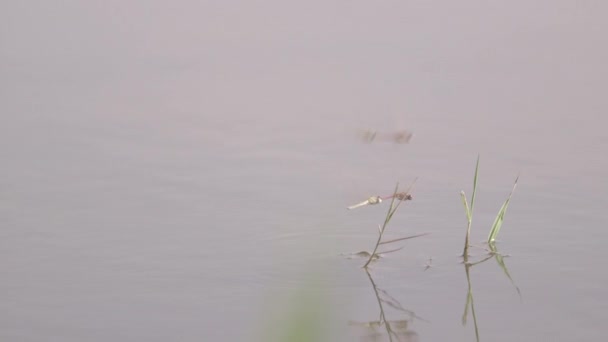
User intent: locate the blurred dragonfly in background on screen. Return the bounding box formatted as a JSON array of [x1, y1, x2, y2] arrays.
[[358, 129, 413, 144]]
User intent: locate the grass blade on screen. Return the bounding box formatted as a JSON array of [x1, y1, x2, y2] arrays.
[[376, 246, 405, 255], [461, 191, 472, 259], [487, 175, 519, 243], [470, 155, 480, 215], [460, 191, 471, 223], [487, 202, 508, 242], [379, 233, 431, 245]]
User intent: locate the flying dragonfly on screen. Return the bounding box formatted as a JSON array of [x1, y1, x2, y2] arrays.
[[347, 178, 417, 210], [347, 192, 413, 210]]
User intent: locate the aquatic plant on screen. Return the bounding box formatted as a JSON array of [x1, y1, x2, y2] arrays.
[[460, 156, 480, 261], [361, 180, 425, 268], [461, 156, 519, 259]]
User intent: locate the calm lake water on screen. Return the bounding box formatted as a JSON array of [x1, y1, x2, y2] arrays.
[[2, 1, 607, 341]]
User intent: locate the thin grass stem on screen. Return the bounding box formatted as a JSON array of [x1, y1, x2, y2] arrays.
[[379, 233, 431, 245], [363, 183, 399, 268]]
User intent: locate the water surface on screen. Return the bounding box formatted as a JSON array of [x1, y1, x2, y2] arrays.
[[2, 1, 607, 341]]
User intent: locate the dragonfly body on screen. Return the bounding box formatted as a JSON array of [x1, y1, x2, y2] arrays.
[[347, 196, 383, 210]]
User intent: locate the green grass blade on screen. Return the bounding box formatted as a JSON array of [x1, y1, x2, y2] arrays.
[[383, 183, 400, 227], [461, 191, 472, 259], [469, 155, 480, 216], [487, 175, 519, 243], [487, 202, 508, 242], [379, 233, 431, 245], [460, 191, 471, 222]]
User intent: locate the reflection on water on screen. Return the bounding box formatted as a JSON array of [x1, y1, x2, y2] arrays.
[[462, 245, 521, 342], [349, 269, 422, 342]]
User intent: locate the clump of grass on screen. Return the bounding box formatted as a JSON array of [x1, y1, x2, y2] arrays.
[[460, 155, 480, 261], [461, 156, 519, 260], [361, 179, 426, 268]]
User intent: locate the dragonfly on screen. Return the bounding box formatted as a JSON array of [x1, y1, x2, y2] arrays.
[[359, 129, 413, 144], [347, 179, 417, 210]]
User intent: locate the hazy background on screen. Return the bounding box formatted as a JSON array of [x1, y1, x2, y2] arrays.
[[2, 1, 607, 341]]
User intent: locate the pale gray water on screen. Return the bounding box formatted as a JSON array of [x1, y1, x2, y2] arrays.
[[2, 1, 608, 341]]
